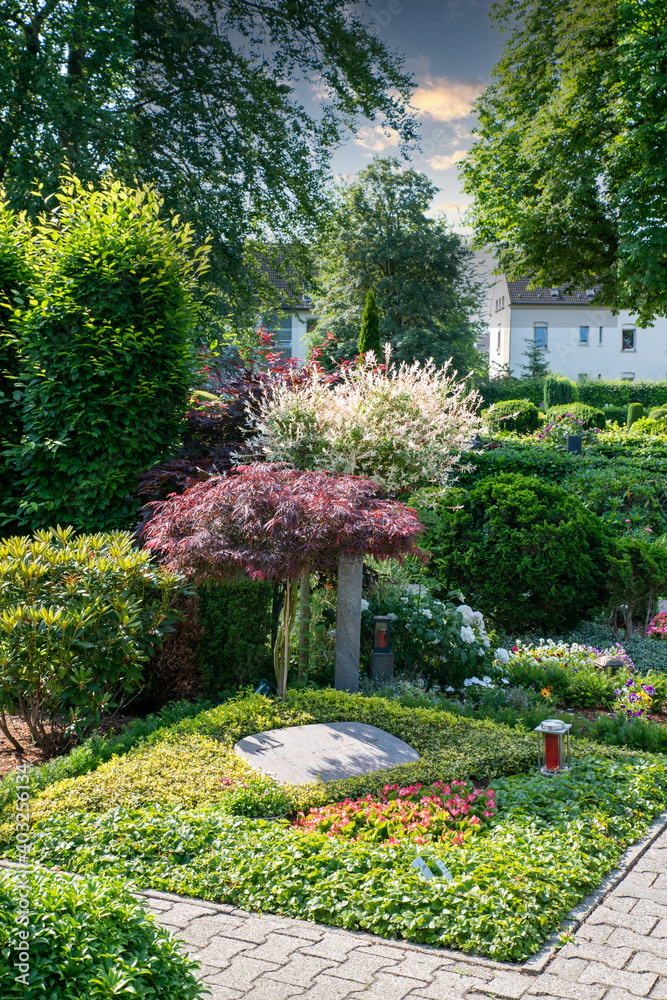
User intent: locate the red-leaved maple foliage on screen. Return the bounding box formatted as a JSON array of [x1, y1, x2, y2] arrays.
[[141, 464, 424, 584]]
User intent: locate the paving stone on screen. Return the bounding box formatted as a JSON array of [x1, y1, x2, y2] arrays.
[[191, 937, 250, 967], [525, 974, 605, 1000], [483, 971, 532, 998], [652, 921, 667, 938], [579, 961, 658, 995], [328, 952, 394, 983], [607, 927, 667, 957], [225, 918, 295, 943], [266, 954, 337, 987], [355, 944, 407, 961], [204, 955, 280, 990], [648, 980, 667, 999], [603, 991, 661, 1000], [181, 914, 247, 947], [587, 905, 659, 935], [152, 901, 216, 927], [346, 971, 425, 999], [545, 955, 590, 981], [241, 981, 305, 999], [245, 934, 303, 964], [450, 962, 495, 982], [576, 924, 613, 945], [558, 941, 633, 968], [303, 934, 360, 962], [297, 976, 356, 1000], [608, 897, 642, 914], [624, 872, 659, 889], [627, 951, 667, 976], [384, 954, 444, 981], [201, 986, 243, 1000]]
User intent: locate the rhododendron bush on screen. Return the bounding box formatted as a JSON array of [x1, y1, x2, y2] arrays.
[[295, 780, 496, 846], [248, 348, 481, 490]]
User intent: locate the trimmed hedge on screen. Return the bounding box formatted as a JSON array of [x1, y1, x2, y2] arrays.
[[578, 379, 667, 409], [545, 402, 606, 429], [197, 580, 273, 695], [604, 405, 628, 425], [484, 399, 540, 433], [544, 376, 573, 409], [473, 377, 545, 410], [627, 402, 644, 426]]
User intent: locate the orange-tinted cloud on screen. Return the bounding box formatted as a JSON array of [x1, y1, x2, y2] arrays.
[[411, 76, 485, 122], [427, 150, 468, 171]]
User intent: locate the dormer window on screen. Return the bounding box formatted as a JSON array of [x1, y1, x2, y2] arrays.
[[551, 288, 559, 298]]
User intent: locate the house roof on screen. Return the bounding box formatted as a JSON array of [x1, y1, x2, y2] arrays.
[[507, 277, 604, 305], [260, 260, 313, 309]]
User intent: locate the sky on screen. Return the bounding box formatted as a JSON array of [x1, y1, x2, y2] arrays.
[[330, 0, 507, 233]]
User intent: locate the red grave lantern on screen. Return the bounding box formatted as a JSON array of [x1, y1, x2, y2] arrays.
[[372, 615, 392, 653], [535, 719, 571, 775]]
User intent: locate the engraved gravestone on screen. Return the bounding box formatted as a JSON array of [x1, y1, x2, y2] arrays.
[[234, 721, 420, 785]]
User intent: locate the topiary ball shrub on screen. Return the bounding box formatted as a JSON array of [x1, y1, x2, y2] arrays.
[[545, 402, 606, 430], [649, 406, 667, 421], [628, 402, 645, 426], [484, 399, 540, 434], [543, 376, 574, 409], [415, 474, 613, 634]]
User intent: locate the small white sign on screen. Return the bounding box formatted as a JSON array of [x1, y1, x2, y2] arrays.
[[412, 855, 453, 882]]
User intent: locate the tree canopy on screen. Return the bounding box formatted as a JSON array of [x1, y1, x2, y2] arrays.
[[461, 0, 667, 324], [311, 158, 484, 374], [0, 1, 417, 319]]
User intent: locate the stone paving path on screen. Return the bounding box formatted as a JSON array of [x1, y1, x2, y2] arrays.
[[142, 824, 667, 1000]]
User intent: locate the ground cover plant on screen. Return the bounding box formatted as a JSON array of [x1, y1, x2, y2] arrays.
[[0, 868, 205, 999], [3, 722, 666, 961]]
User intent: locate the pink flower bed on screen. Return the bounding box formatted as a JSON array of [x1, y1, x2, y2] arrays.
[[294, 779, 496, 846], [648, 612, 667, 640]]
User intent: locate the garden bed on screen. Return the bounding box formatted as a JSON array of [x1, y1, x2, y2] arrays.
[[3, 692, 667, 962]]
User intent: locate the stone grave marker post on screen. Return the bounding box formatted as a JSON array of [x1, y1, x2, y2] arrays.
[[335, 553, 363, 692]]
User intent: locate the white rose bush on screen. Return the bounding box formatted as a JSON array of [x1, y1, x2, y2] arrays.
[[361, 588, 493, 689]]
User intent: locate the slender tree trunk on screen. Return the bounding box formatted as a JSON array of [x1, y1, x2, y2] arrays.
[[273, 577, 298, 700], [297, 567, 311, 682], [0, 710, 24, 754]]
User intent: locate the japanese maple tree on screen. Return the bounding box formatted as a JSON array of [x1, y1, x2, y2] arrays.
[[142, 464, 424, 696]]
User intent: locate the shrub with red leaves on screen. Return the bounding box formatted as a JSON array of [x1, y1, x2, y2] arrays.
[[141, 463, 424, 584]]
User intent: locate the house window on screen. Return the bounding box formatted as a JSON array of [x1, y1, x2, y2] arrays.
[[580, 326, 589, 344], [496, 328, 501, 351], [534, 324, 547, 348], [622, 328, 636, 351], [620, 372, 635, 381], [264, 314, 293, 357], [599, 326, 603, 344], [578, 373, 588, 382]]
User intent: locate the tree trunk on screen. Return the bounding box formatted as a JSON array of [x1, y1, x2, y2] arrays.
[[273, 576, 298, 700], [297, 568, 311, 682]]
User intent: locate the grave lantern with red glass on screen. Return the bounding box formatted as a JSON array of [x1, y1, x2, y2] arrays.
[[535, 719, 571, 775], [372, 615, 392, 653]]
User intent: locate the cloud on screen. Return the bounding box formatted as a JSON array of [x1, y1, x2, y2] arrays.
[[353, 125, 401, 153], [411, 76, 485, 122], [427, 150, 468, 171]]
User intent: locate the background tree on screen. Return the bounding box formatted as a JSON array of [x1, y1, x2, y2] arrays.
[[461, 0, 667, 324], [312, 158, 484, 374], [518, 339, 551, 380], [358, 288, 381, 357], [142, 464, 423, 697], [0, 0, 417, 328]]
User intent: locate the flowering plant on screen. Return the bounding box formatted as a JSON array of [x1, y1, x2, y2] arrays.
[[648, 612, 667, 640], [294, 780, 496, 846], [361, 587, 492, 690], [613, 678, 656, 722], [536, 413, 601, 449]]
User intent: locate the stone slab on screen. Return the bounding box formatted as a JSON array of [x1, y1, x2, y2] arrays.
[[234, 722, 420, 785]]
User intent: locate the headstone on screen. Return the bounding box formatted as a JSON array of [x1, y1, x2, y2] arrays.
[[594, 655, 625, 674], [371, 651, 394, 683], [335, 553, 363, 692], [234, 721, 420, 785], [567, 434, 582, 454]]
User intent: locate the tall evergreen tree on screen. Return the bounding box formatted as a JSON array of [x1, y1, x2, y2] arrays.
[[518, 339, 551, 379], [358, 288, 381, 357]]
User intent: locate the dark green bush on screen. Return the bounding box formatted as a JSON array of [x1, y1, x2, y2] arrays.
[[474, 377, 544, 410], [604, 405, 628, 425], [627, 402, 645, 427], [544, 376, 574, 409], [484, 399, 540, 433], [413, 475, 613, 633], [0, 869, 204, 999], [545, 403, 606, 429], [5, 177, 207, 533], [197, 580, 273, 695]]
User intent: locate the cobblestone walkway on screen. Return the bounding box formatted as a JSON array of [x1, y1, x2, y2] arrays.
[[143, 823, 667, 1000]]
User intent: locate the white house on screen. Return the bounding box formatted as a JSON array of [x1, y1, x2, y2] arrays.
[[489, 277, 667, 382], [258, 260, 318, 362]]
